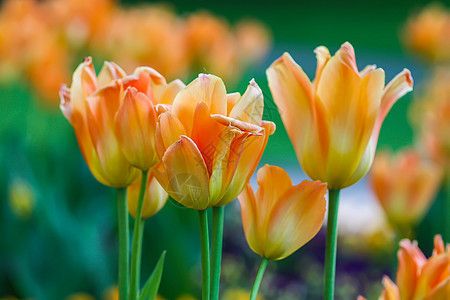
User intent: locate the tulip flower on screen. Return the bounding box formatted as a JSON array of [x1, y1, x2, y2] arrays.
[[410, 68, 450, 168], [127, 170, 168, 219], [61, 57, 184, 300], [153, 74, 275, 210], [267, 42, 413, 190], [60, 57, 184, 187], [359, 235, 450, 300], [370, 149, 442, 233], [153, 73, 275, 300], [267, 42, 413, 300], [239, 165, 327, 260], [402, 3, 450, 63], [238, 165, 326, 300]]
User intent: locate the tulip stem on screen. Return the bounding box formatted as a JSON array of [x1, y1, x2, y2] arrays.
[[250, 257, 269, 300], [324, 189, 340, 300], [198, 209, 210, 300], [117, 187, 130, 300], [210, 206, 224, 300], [129, 170, 149, 300], [445, 171, 450, 242]]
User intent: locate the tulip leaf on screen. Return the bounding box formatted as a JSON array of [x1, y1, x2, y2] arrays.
[[139, 250, 167, 300]]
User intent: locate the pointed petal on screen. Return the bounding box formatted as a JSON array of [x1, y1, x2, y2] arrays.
[[161, 135, 210, 210], [433, 235, 445, 256], [172, 74, 227, 135], [155, 112, 186, 160], [238, 183, 263, 256], [69, 57, 97, 116], [317, 46, 385, 187], [215, 121, 275, 206], [154, 79, 186, 105], [87, 82, 138, 187], [313, 46, 331, 86], [265, 180, 326, 260], [348, 70, 414, 188], [255, 165, 293, 228], [115, 87, 158, 170], [97, 61, 127, 87], [191, 102, 229, 173], [59, 84, 73, 122], [226, 92, 241, 116], [415, 253, 449, 299], [380, 276, 400, 300], [266, 52, 315, 156], [378, 69, 414, 127], [426, 278, 450, 300], [397, 239, 426, 300], [229, 79, 264, 125]]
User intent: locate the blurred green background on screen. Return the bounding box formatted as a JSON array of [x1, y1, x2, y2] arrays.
[[0, 0, 444, 299]]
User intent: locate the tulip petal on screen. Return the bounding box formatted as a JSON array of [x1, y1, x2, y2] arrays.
[[229, 79, 264, 125], [238, 183, 263, 256], [267, 53, 332, 183], [265, 180, 327, 260], [426, 278, 450, 300], [380, 276, 400, 300], [59, 85, 73, 122], [414, 253, 449, 299], [155, 112, 187, 160], [154, 79, 186, 105], [87, 81, 138, 187], [172, 74, 227, 135], [397, 239, 427, 300], [97, 61, 127, 87], [216, 121, 275, 206], [161, 135, 210, 210], [115, 87, 158, 170], [266, 52, 315, 150], [61, 58, 113, 186], [317, 43, 385, 187], [226, 92, 241, 116], [345, 70, 413, 188], [313, 46, 331, 87], [255, 165, 293, 227], [433, 235, 445, 256], [208, 127, 241, 205], [70, 57, 97, 116], [191, 102, 229, 174]]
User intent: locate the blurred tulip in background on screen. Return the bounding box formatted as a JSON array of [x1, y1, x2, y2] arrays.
[[370, 149, 443, 234]]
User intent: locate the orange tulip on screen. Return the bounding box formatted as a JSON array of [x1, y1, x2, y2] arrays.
[[370, 149, 442, 231], [267, 42, 413, 189], [127, 171, 168, 219], [238, 165, 327, 260], [60, 58, 184, 187], [359, 235, 450, 300], [402, 3, 450, 63], [153, 74, 275, 210], [410, 68, 450, 168]]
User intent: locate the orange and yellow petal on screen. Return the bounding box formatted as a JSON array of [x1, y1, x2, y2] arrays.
[[160, 136, 210, 210], [265, 179, 326, 260], [115, 87, 158, 170]]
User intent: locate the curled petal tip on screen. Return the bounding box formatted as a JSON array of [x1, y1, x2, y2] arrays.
[[403, 68, 414, 88], [83, 56, 93, 64]]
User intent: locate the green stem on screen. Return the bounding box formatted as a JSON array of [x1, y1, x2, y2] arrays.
[[210, 206, 224, 300], [117, 187, 130, 300], [445, 170, 450, 242], [324, 189, 340, 300], [129, 170, 149, 300], [198, 210, 210, 300], [250, 257, 269, 300]]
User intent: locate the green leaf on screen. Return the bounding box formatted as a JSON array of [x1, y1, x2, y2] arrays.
[[139, 250, 167, 300]]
